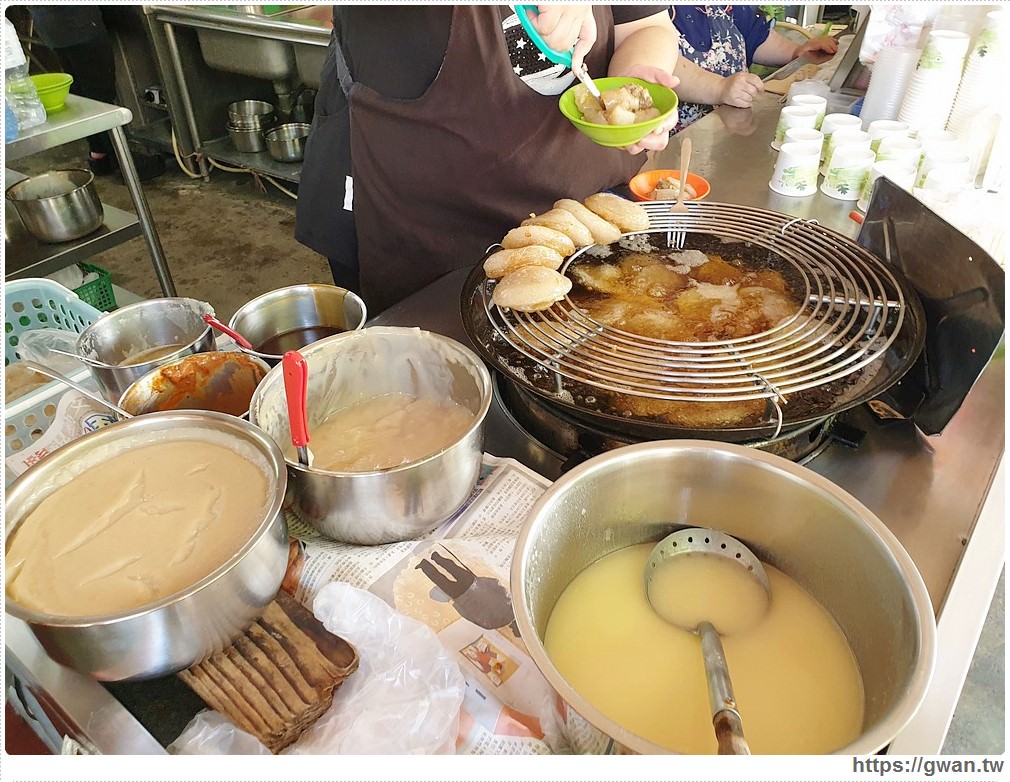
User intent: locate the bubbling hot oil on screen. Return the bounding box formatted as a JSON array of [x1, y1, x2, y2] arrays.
[[543, 543, 864, 754]]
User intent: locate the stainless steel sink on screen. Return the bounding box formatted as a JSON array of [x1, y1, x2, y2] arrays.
[[197, 28, 296, 82]]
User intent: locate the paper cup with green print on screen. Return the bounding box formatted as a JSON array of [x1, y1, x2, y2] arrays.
[[821, 145, 876, 201], [769, 141, 821, 197]]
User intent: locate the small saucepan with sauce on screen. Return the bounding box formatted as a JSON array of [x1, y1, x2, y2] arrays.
[[228, 284, 367, 365], [75, 297, 216, 401], [117, 350, 271, 419]]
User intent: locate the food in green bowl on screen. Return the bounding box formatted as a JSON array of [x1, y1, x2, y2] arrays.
[[559, 77, 678, 148]]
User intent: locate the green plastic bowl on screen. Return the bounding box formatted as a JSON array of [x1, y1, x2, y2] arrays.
[[559, 77, 679, 148], [29, 72, 74, 113]]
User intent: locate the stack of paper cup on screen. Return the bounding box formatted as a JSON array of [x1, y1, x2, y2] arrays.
[[897, 30, 972, 133], [783, 127, 824, 156], [787, 94, 828, 128], [947, 11, 1007, 135], [822, 144, 876, 200], [820, 126, 870, 176], [867, 120, 910, 153], [857, 160, 917, 212], [875, 134, 923, 171], [769, 141, 822, 197], [859, 46, 921, 127], [771, 105, 820, 150], [818, 113, 863, 173]]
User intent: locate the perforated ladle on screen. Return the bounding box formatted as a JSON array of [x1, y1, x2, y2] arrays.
[[644, 527, 771, 755]]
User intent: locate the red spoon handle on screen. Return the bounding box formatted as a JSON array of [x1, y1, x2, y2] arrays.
[[202, 313, 253, 350], [282, 350, 310, 448]]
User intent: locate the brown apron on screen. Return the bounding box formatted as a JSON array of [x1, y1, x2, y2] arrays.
[[313, 6, 645, 313]]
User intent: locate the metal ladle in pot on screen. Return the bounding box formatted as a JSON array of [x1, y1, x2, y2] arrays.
[[644, 527, 771, 755], [19, 360, 134, 418]]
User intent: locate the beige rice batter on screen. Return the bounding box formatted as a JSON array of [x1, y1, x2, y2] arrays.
[[5, 440, 271, 616]]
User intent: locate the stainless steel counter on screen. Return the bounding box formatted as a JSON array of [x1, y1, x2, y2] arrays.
[[4, 82, 1003, 757]]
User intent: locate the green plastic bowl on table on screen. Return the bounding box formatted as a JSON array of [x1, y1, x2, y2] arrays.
[[559, 76, 679, 148], [29, 72, 74, 113]]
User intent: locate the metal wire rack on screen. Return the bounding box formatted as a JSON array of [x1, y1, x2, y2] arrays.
[[479, 201, 911, 424]]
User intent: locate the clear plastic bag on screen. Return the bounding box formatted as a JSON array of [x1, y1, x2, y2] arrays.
[[16, 329, 84, 376], [285, 582, 466, 754]]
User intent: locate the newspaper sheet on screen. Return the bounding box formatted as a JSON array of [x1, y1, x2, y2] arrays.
[[282, 453, 574, 755]]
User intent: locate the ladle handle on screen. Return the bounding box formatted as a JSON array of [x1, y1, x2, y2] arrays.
[[203, 313, 253, 350], [677, 138, 692, 205], [699, 621, 751, 755], [282, 350, 310, 448], [19, 360, 133, 419]]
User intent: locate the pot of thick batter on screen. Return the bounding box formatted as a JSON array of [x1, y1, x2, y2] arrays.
[[511, 440, 936, 755], [249, 326, 492, 545], [4, 410, 289, 681]]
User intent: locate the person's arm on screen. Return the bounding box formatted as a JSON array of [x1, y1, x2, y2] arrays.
[[607, 10, 680, 153], [673, 56, 764, 108], [753, 31, 838, 67]]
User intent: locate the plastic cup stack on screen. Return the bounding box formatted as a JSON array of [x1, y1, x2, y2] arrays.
[[859, 46, 921, 127], [769, 141, 822, 197], [771, 105, 819, 150], [947, 10, 1006, 136], [898, 30, 972, 134]]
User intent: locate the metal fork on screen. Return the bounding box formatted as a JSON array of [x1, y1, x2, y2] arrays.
[[669, 138, 692, 249]]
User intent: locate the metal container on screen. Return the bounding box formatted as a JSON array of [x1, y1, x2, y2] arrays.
[[226, 123, 266, 153], [227, 99, 275, 126], [117, 350, 270, 418], [512, 440, 936, 755], [4, 411, 289, 681], [228, 283, 367, 364], [75, 297, 216, 401], [5, 168, 104, 243], [264, 122, 310, 163], [249, 327, 493, 545]]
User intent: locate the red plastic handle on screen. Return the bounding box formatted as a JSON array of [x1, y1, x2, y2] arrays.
[[282, 350, 310, 448], [202, 313, 253, 350]]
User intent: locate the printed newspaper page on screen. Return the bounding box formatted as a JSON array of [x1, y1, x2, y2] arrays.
[[282, 453, 573, 755]]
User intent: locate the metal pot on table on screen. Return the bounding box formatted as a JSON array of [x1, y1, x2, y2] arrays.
[[511, 440, 936, 755], [249, 326, 493, 545], [4, 411, 289, 681]]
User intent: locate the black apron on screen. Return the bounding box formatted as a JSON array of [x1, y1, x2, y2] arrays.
[[296, 6, 644, 313]]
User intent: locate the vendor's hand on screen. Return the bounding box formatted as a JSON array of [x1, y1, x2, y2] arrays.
[[794, 36, 838, 64], [614, 64, 680, 155], [718, 71, 765, 109], [528, 5, 597, 74]]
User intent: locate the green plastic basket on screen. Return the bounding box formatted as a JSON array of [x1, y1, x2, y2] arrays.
[[73, 262, 117, 312]]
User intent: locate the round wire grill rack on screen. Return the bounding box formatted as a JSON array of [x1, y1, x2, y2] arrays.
[[478, 201, 911, 430]]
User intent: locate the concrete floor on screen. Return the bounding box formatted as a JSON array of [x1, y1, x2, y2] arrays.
[[5, 141, 1005, 756]]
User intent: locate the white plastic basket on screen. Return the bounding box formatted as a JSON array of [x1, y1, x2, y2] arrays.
[[4, 279, 103, 457]]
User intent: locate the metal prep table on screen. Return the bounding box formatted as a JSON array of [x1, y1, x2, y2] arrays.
[[4, 95, 176, 296], [4, 88, 1003, 758]]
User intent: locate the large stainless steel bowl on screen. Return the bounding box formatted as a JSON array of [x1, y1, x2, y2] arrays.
[[249, 326, 492, 545], [5, 168, 104, 243], [75, 297, 216, 401], [512, 440, 936, 755], [4, 411, 289, 681]]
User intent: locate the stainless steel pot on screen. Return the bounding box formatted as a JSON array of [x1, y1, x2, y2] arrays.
[[75, 297, 216, 401], [5, 168, 104, 243], [228, 284, 367, 364], [4, 411, 289, 681], [249, 326, 493, 545], [264, 122, 310, 163], [511, 440, 936, 755], [226, 123, 265, 153]]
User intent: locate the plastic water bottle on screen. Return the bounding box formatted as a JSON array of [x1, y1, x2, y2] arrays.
[[3, 17, 46, 133], [5, 98, 18, 142]]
